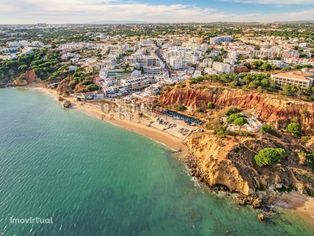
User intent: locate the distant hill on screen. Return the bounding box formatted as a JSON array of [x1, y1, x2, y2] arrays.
[[87, 20, 147, 25], [272, 20, 314, 24]]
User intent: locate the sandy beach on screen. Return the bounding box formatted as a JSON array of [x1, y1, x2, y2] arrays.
[[30, 86, 188, 155]]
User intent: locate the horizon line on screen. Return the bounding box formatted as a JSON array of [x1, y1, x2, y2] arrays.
[[1, 20, 314, 26]]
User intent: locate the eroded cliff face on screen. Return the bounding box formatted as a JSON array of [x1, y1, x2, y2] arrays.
[[160, 86, 314, 202], [160, 87, 314, 133], [186, 134, 252, 195], [12, 70, 38, 86], [186, 132, 314, 196], [23, 70, 37, 84]]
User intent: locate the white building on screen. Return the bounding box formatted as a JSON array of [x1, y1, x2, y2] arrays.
[[121, 77, 155, 91], [99, 67, 126, 80], [210, 36, 233, 45], [127, 53, 162, 76], [201, 58, 213, 68], [169, 57, 187, 70], [270, 60, 287, 69], [143, 66, 162, 76], [271, 70, 314, 89], [193, 69, 202, 78], [212, 62, 233, 73]]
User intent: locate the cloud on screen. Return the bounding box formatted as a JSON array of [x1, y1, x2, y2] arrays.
[[222, 0, 314, 5], [253, 8, 314, 21], [0, 4, 17, 13], [0, 0, 313, 24]]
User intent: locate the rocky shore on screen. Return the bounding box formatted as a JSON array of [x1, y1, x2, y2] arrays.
[[157, 85, 314, 223], [184, 131, 314, 222]]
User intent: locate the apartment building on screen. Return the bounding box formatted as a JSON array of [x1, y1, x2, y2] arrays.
[[121, 77, 155, 91], [271, 70, 314, 89], [143, 66, 162, 76], [99, 68, 126, 79], [212, 62, 233, 73], [169, 57, 187, 70], [127, 55, 161, 70]]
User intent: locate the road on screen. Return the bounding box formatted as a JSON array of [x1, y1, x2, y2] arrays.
[[155, 48, 171, 78]]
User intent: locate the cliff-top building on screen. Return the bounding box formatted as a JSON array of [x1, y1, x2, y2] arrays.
[[271, 70, 314, 89]]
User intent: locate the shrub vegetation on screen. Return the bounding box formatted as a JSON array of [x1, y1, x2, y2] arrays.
[[254, 148, 287, 167], [286, 122, 302, 138]]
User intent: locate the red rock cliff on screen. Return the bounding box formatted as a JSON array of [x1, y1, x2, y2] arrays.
[[160, 87, 314, 133]]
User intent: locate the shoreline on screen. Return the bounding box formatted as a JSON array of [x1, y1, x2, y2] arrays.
[[24, 86, 314, 227], [276, 192, 314, 227], [29, 86, 188, 156]]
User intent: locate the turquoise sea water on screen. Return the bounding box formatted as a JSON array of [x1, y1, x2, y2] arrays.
[[0, 88, 313, 236]]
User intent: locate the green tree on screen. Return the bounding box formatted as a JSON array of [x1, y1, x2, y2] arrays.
[[282, 85, 299, 96], [227, 112, 246, 123], [87, 84, 100, 92], [261, 78, 270, 88], [261, 124, 274, 134], [214, 125, 227, 138], [18, 64, 28, 72], [234, 117, 248, 127], [286, 122, 302, 138], [207, 102, 215, 109], [248, 80, 261, 89], [227, 113, 241, 123], [260, 63, 273, 71], [254, 148, 287, 167], [226, 107, 241, 116], [305, 152, 314, 171], [175, 105, 187, 111], [196, 107, 206, 113]]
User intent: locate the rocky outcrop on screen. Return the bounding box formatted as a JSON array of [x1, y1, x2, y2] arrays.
[[160, 87, 314, 133], [186, 134, 252, 195], [12, 78, 28, 86], [62, 100, 72, 108], [23, 70, 37, 84], [57, 77, 71, 95], [12, 70, 38, 86], [186, 132, 314, 197]]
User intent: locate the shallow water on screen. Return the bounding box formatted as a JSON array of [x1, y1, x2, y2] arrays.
[[0, 88, 312, 236]]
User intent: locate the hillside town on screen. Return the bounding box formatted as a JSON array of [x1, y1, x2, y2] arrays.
[[1, 24, 314, 97], [59, 32, 312, 98]]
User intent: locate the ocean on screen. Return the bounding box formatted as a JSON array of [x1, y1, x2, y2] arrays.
[[0, 88, 312, 236]]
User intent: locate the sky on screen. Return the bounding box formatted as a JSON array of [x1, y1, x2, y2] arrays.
[[0, 0, 314, 24]]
